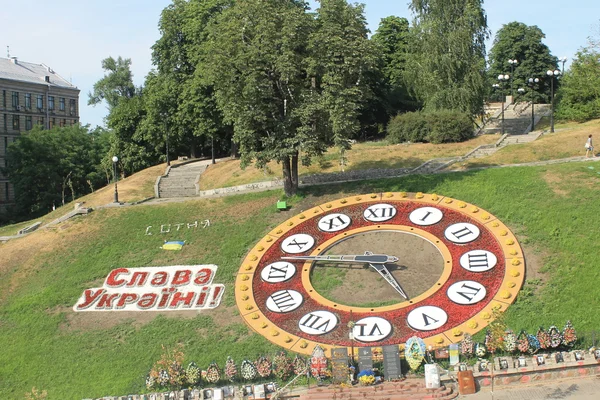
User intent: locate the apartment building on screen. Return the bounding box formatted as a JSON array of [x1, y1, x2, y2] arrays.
[[0, 56, 80, 213]]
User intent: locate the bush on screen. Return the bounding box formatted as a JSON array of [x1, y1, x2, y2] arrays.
[[386, 110, 474, 144]]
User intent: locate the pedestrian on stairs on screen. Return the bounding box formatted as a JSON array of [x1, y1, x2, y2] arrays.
[[585, 135, 594, 158]]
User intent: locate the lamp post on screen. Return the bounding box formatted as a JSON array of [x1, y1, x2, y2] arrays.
[[508, 59, 518, 98], [559, 56, 568, 74], [528, 77, 540, 131], [112, 156, 119, 203], [546, 69, 561, 133], [163, 117, 170, 167], [494, 74, 510, 135]]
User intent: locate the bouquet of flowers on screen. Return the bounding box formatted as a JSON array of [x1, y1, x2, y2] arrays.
[[240, 359, 257, 380], [537, 327, 551, 349], [206, 362, 221, 383], [224, 357, 238, 382], [185, 362, 201, 386], [548, 326, 562, 348], [527, 334, 540, 353], [562, 320, 577, 346], [256, 356, 272, 378], [475, 342, 487, 358], [357, 370, 375, 386], [292, 355, 307, 375], [504, 330, 517, 353], [145, 374, 156, 390], [157, 369, 170, 387], [461, 333, 474, 356], [273, 352, 293, 381], [485, 330, 496, 352], [517, 331, 529, 353]]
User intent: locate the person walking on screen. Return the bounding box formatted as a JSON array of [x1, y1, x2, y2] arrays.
[[585, 135, 594, 157]]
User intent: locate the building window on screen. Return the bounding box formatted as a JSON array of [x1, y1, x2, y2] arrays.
[[26, 116, 32, 131], [12, 92, 19, 109], [3, 137, 7, 155], [2, 114, 6, 132], [37, 95, 44, 110], [12, 115, 20, 130], [60, 119, 66, 127], [38, 117, 44, 128], [50, 118, 55, 129], [2, 90, 5, 108], [59, 98, 65, 111], [48, 96, 55, 110], [25, 93, 32, 109], [69, 99, 76, 115]]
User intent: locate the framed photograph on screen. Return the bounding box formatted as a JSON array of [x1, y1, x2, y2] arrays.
[[458, 363, 468, 372], [518, 357, 527, 367], [536, 355, 545, 366], [244, 385, 253, 396], [555, 353, 564, 363], [203, 388, 213, 399], [478, 361, 488, 372], [500, 359, 509, 370], [595, 350, 600, 360], [266, 383, 275, 392], [574, 351, 584, 361]]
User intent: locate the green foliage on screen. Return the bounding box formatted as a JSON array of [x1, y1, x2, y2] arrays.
[[3, 125, 106, 217], [387, 110, 474, 144], [406, 0, 489, 115], [205, 0, 376, 196], [88, 56, 137, 111], [556, 46, 600, 122], [487, 22, 558, 103]]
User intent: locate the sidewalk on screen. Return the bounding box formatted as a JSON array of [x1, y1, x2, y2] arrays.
[[460, 375, 600, 400]]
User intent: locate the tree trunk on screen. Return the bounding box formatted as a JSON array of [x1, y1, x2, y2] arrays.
[[291, 151, 299, 189], [211, 135, 216, 164], [281, 155, 298, 197]]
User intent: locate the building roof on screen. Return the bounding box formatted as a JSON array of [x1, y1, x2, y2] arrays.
[[0, 56, 78, 91]]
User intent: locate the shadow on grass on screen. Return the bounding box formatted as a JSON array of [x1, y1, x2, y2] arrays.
[[349, 156, 425, 170]]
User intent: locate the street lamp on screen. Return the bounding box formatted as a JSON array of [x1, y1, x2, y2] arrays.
[[559, 57, 568, 74], [495, 74, 510, 135], [112, 155, 119, 203], [508, 59, 518, 98], [546, 69, 561, 133], [528, 77, 540, 131]]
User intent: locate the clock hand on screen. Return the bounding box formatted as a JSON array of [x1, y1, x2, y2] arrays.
[[369, 263, 409, 300], [281, 254, 399, 264]]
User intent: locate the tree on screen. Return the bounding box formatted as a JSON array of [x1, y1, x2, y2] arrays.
[[205, 0, 375, 196], [487, 22, 558, 103], [371, 16, 419, 115], [3, 125, 104, 217], [556, 31, 600, 122], [406, 0, 489, 115], [88, 56, 137, 111]]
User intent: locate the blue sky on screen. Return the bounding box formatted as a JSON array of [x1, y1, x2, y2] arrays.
[[1, 0, 598, 129]]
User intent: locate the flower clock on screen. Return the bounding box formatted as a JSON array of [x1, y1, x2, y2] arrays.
[[234, 192, 525, 355]]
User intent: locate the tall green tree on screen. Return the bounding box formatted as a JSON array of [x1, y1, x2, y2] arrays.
[[88, 56, 137, 111], [556, 31, 600, 122], [3, 125, 104, 217], [205, 0, 375, 196], [371, 16, 419, 115], [407, 0, 489, 115], [487, 22, 558, 102], [147, 0, 231, 161]]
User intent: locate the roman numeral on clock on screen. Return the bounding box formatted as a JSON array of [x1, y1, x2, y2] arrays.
[[318, 213, 351, 232], [444, 223, 481, 244], [281, 234, 315, 254], [352, 316, 393, 343], [459, 250, 497, 272], [261, 261, 296, 283], [298, 310, 338, 335], [407, 306, 448, 331], [447, 281, 487, 305], [364, 204, 397, 222], [265, 290, 303, 313], [409, 207, 443, 226]]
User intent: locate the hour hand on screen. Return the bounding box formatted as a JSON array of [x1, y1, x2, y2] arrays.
[[281, 254, 398, 264], [369, 263, 409, 300]]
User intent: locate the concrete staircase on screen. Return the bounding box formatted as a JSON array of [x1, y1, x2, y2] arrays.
[[410, 157, 461, 174], [298, 380, 458, 400], [157, 161, 209, 198]]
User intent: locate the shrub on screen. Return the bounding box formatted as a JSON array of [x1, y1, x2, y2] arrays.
[[387, 110, 474, 144]]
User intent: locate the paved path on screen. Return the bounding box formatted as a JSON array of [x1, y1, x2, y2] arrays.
[[459, 375, 600, 400]]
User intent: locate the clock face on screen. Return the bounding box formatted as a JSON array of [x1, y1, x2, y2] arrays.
[[235, 192, 525, 355]]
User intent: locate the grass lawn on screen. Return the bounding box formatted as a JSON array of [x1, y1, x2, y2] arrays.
[[2, 160, 600, 398]]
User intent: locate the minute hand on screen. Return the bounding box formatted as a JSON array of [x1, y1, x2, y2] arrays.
[[369, 263, 409, 300], [281, 254, 398, 264]]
